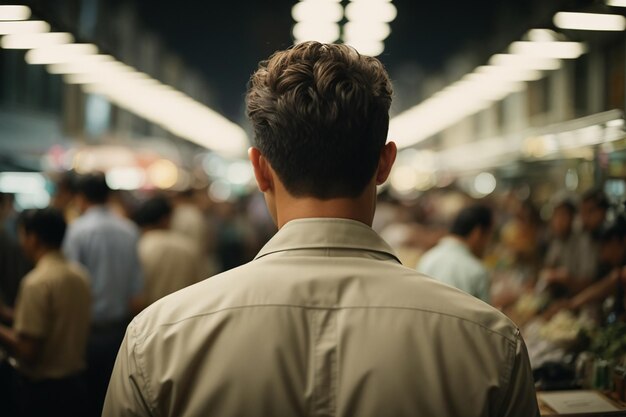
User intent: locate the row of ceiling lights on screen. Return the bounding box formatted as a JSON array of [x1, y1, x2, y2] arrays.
[[388, 2, 626, 150], [0, 5, 249, 158], [291, 0, 396, 57]]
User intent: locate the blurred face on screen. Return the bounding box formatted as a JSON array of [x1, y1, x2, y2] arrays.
[[581, 200, 606, 232], [551, 206, 573, 238], [600, 238, 624, 267], [469, 225, 492, 258], [17, 226, 37, 262]]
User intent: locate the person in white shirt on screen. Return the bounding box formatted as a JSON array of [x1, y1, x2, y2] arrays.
[[418, 204, 493, 303]]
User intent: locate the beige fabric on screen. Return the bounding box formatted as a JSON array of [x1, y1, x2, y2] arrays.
[[138, 230, 201, 305], [104, 218, 539, 417], [14, 251, 91, 380]]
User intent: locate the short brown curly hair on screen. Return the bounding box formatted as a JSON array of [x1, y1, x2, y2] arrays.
[[246, 41, 392, 199]]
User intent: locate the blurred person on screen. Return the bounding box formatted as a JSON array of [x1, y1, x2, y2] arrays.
[[579, 188, 609, 272], [132, 195, 201, 305], [539, 200, 587, 297], [0, 208, 90, 417], [171, 189, 214, 276], [545, 222, 626, 322], [417, 204, 493, 303], [50, 171, 80, 223], [62, 173, 144, 417], [0, 193, 18, 239], [104, 42, 538, 417]]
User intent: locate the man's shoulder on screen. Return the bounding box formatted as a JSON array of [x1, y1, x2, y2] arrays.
[[130, 258, 518, 346]]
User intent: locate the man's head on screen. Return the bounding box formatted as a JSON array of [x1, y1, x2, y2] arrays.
[[75, 172, 110, 213], [551, 200, 576, 238], [132, 196, 173, 231], [450, 205, 493, 258], [246, 42, 396, 226], [17, 207, 66, 261], [581, 188, 609, 233]]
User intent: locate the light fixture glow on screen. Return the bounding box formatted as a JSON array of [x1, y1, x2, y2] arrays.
[[105, 167, 146, 191], [554, 11, 626, 31], [508, 41, 587, 59], [473, 172, 497, 196], [293, 22, 340, 43], [527, 29, 561, 42], [607, 0, 626, 7], [345, 1, 397, 23], [25, 43, 98, 64], [344, 39, 385, 56], [0, 5, 31, 21], [0, 20, 49, 35], [343, 22, 391, 42], [147, 159, 179, 189], [1, 32, 74, 49], [291, 0, 343, 23], [489, 54, 561, 71]]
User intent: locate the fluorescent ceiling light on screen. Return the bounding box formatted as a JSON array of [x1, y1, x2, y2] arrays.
[[474, 65, 542, 82], [0, 20, 49, 35], [47, 54, 115, 74], [343, 22, 390, 42], [293, 22, 340, 43], [344, 39, 384, 56], [345, 1, 397, 23], [291, 0, 343, 23], [0, 5, 31, 21], [527, 29, 560, 42], [489, 54, 561, 71], [554, 11, 626, 31], [607, 0, 626, 7], [1, 32, 74, 49], [508, 41, 587, 59], [25, 43, 98, 64]]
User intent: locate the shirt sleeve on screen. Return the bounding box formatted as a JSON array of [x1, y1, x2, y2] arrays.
[[62, 225, 81, 264], [499, 331, 540, 417], [475, 270, 491, 304], [129, 234, 144, 298], [102, 321, 152, 417], [13, 279, 49, 339]]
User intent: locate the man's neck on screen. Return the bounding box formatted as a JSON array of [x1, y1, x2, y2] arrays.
[[274, 185, 376, 229]]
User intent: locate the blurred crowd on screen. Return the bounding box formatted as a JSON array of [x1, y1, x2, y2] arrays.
[[0, 171, 275, 417], [1, 171, 626, 415]]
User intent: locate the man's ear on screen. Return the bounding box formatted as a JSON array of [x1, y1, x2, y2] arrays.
[[248, 147, 274, 192], [375, 141, 397, 185]]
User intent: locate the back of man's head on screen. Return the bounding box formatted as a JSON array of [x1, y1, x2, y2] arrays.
[[18, 207, 67, 249], [246, 41, 393, 199], [450, 205, 493, 238], [133, 196, 173, 229], [76, 173, 110, 205]]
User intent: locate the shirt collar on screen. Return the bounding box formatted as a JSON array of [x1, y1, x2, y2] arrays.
[[254, 217, 401, 263]]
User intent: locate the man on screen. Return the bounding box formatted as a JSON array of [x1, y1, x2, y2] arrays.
[[104, 42, 538, 417], [578, 189, 609, 279], [540, 199, 586, 297], [132, 195, 201, 305], [545, 221, 626, 320], [0, 208, 91, 417], [417, 204, 493, 303], [62, 173, 143, 416]]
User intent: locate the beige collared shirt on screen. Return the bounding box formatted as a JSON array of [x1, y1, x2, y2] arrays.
[[14, 251, 91, 380], [138, 230, 201, 305], [104, 218, 539, 417]]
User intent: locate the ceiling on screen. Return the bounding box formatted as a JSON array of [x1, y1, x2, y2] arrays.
[[133, 0, 538, 122]]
